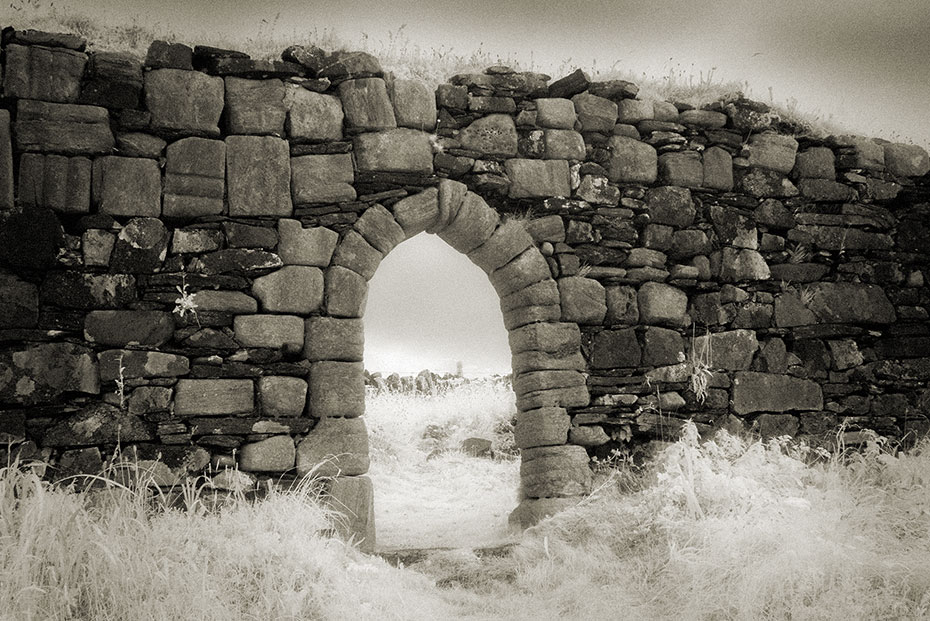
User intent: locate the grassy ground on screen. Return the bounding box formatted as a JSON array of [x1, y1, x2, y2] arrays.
[[2, 382, 929, 620]]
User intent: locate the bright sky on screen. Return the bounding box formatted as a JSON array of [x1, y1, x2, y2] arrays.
[[21, 0, 930, 375]]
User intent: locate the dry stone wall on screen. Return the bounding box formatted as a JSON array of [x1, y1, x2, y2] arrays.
[[2, 29, 930, 546]]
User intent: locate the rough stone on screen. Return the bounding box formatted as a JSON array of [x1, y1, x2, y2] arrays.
[[338, 78, 396, 131], [163, 137, 226, 218], [544, 130, 585, 160], [93, 157, 161, 217], [509, 497, 578, 529], [738, 168, 798, 199], [732, 372, 823, 415], [224, 77, 286, 135], [520, 445, 592, 498], [325, 266, 368, 318], [308, 361, 365, 418], [490, 248, 552, 298], [0, 111, 12, 209], [325, 476, 376, 553], [304, 317, 364, 362], [285, 86, 344, 142], [0, 342, 99, 405], [296, 417, 369, 477], [291, 153, 356, 204], [18, 154, 91, 214], [468, 220, 534, 274], [84, 310, 174, 347], [807, 283, 896, 324], [330, 231, 381, 280], [15, 100, 113, 155], [644, 185, 694, 227], [572, 93, 618, 132], [793, 147, 835, 179], [226, 136, 292, 216], [558, 277, 607, 324], [459, 114, 518, 156], [190, 290, 258, 313], [234, 314, 304, 353], [607, 135, 657, 184], [355, 204, 406, 254], [354, 129, 433, 173], [43, 403, 151, 447], [98, 350, 189, 380], [692, 329, 758, 371], [641, 326, 685, 367], [438, 192, 500, 254], [391, 188, 440, 238], [390, 79, 437, 130], [509, 322, 581, 357], [79, 51, 143, 109], [238, 435, 295, 472], [0, 274, 39, 329], [590, 327, 641, 369], [569, 425, 610, 446], [514, 407, 571, 449], [882, 143, 930, 177], [548, 69, 590, 99], [714, 247, 771, 282], [746, 133, 798, 174], [710, 206, 758, 250], [536, 98, 577, 129], [506, 159, 571, 198], [659, 151, 703, 188], [702, 146, 734, 191], [3, 43, 86, 103], [252, 266, 324, 314], [224, 222, 277, 249], [638, 281, 689, 327], [605, 285, 639, 325], [833, 135, 884, 170], [109, 218, 170, 273], [39, 272, 135, 309], [144, 69, 224, 136], [277, 220, 338, 266], [174, 379, 254, 416], [145, 40, 193, 70]]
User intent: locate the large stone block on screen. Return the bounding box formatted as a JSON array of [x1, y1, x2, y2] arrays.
[[506, 159, 571, 198], [145, 69, 224, 136], [325, 266, 368, 317], [98, 350, 189, 381], [710, 205, 758, 250], [0, 110, 12, 209], [39, 272, 135, 309], [605, 285, 639, 325], [174, 379, 254, 416], [659, 151, 703, 188], [18, 153, 91, 213], [93, 156, 161, 217], [331, 231, 382, 280], [226, 136, 292, 216], [514, 370, 585, 399], [252, 266, 324, 314], [544, 130, 585, 160], [746, 133, 798, 174], [882, 143, 930, 177], [277, 219, 338, 266], [109, 217, 170, 273], [0, 274, 38, 328], [713, 247, 771, 282], [84, 310, 174, 347], [233, 314, 304, 353], [516, 384, 590, 411], [338, 77, 396, 131], [702, 146, 734, 191], [391, 79, 437, 130], [437, 192, 499, 254], [78, 51, 143, 109], [239, 435, 295, 472], [191, 290, 258, 313], [15, 100, 114, 155], [640, 326, 686, 368], [503, 305, 561, 331], [285, 85, 344, 142], [558, 277, 606, 324], [459, 114, 518, 156], [296, 417, 370, 477], [304, 317, 364, 361], [571, 93, 618, 132], [638, 282, 689, 328], [535, 98, 576, 129], [353, 129, 433, 173], [793, 147, 835, 179], [692, 329, 758, 371], [679, 109, 727, 128], [224, 77, 286, 135], [163, 137, 225, 218], [324, 476, 375, 553], [354, 204, 406, 254], [258, 376, 308, 417], [514, 407, 571, 449], [731, 372, 823, 415], [807, 283, 896, 324], [501, 279, 561, 312], [509, 322, 581, 356], [392, 188, 440, 237], [489, 248, 552, 298], [617, 98, 654, 123], [467, 220, 534, 274], [511, 350, 586, 375], [43, 403, 151, 447], [644, 186, 695, 227], [3, 43, 85, 103], [0, 343, 99, 405], [607, 135, 657, 184], [308, 361, 365, 418], [520, 445, 592, 498], [590, 327, 641, 369], [833, 135, 884, 170], [291, 154, 356, 204]]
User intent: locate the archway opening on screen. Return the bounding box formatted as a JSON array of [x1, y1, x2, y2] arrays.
[[363, 231, 520, 550]]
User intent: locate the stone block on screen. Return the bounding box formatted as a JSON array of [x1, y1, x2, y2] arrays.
[[535, 98, 576, 129], [93, 156, 161, 217], [590, 327, 641, 369], [392, 187, 440, 237], [713, 247, 770, 282], [731, 372, 823, 415], [571, 93, 618, 132], [226, 136, 292, 216], [679, 109, 727, 128], [437, 192, 500, 254], [833, 135, 884, 170], [224, 222, 277, 249], [605, 285, 639, 324], [468, 220, 534, 274], [338, 77, 396, 131], [238, 435, 295, 472], [258, 375, 308, 417], [233, 314, 304, 353], [659, 151, 703, 188], [354, 204, 406, 254], [746, 133, 798, 174], [0, 274, 39, 328], [39, 272, 135, 309], [163, 137, 225, 218], [645, 186, 695, 227], [524, 215, 565, 244], [390, 79, 437, 130], [883, 143, 930, 177], [514, 370, 585, 399], [296, 417, 369, 477], [128, 386, 173, 416], [513, 407, 571, 448], [828, 339, 864, 371], [43, 403, 151, 447], [79, 51, 143, 109], [558, 277, 606, 324], [98, 349, 189, 381], [668, 230, 710, 260], [607, 135, 657, 184], [506, 159, 571, 198], [569, 425, 610, 446], [325, 476, 375, 553], [84, 310, 174, 347], [501, 280, 561, 313], [18, 153, 91, 213], [224, 77, 286, 135], [807, 283, 896, 324], [308, 361, 365, 418], [3, 43, 85, 103], [520, 445, 592, 498], [509, 322, 581, 357], [304, 317, 364, 362], [641, 326, 685, 367], [516, 384, 590, 411], [638, 281, 689, 328], [738, 168, 799, 198], [284, 85, 344, 142], [702, 146, 733, 191], [0, 111, 11, 209], [0, 342, 98, 405], [332, 230, 383, 279], [459, 114, 518, 156], [290, 153, 356, 205], [55, 447, 104, 481], [353, 128, 433, 173], [692, 329, 758, 371], [15, 100, 114, 155], [793, 147, 835, 179], [145, 40, 193, 70], [109, 217, 170, 273], [191, 290, 258, 313], [511, 350, 586, 375], [710, 205, 758, 250], [797, 179, 856, 202], [277, 219, 339, 266], [252, 266, 324, 314], [617, 98, 654, 124], [174, 379, 255, 416], [544, 130, 585, 160], [503, 305, 562, 330], [490, 248, 552, 298], [325, 266, 368, 317], [549, 69, 590, 98], [145, 69, 224, 136]]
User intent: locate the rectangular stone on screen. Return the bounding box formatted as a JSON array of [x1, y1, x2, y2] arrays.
[[390, 79, 437, 131], [18, 153, 91, 213], [731, 372, 823, 415], [227, 136, 292, 216], [514, 407, 571, 449], [291, 154, 356, 204], [353, 128, 433, 173], [15, 99, 114, 155], [174, 379, 254, 416], [277, 219, 339, 266], [0, 110, 12, 209], [338, 77, 396, 131], [233, 314, 304, 353], [3, 43, 86, 103], [509, 322, 581, 355], [489, 248, 552, 298], [308, 361, 365, 418], [144, 68, 224, 136], [285, 85, 344, 142], [506, 159, 571, 198], [225, 77, 286, 135], [92, 156, 162, 217], [79, 51, 143, 109], [304, 316, 364, 361]]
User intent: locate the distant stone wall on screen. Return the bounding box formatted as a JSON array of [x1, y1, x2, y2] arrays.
[[2, 28, 929, 545]]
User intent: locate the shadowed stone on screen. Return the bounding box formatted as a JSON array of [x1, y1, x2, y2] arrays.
[[297, 417, 370, 476], [641, 326, 684, 367], [391, 79, 437, 130], [790, 225, 892, 251], [710, 205, 758, 250], [18, 154, 91, 213], [332, 231, 383, 279], [354, 204, 405, 254], [468, 220, 534, 274], [285, 85, 344, 142], [713, 247, 771, 282], [590, 328, 641, 369], [43, 403, 151, 447], [226, 136, 291, 216], [572, 93, 618, 132], [252, 266, 323, 314], [55, 447, 104, 481], [732, 372, 822, 415], [145, 69, 224, 135], [570, 425, 610, 446], [807, 283, 896, 324], [98, 350, 189, 381], [0, 274, 38, 328], [702, 146, 733, 191], [607, 135, 657, 184], [191, 290, 257, 313], [109, 217, 170, 273], [79, 51, 143, 109], [773, 292, 817, 328], [0, 111, 12, 209], [793, 147, 835, 179], [738, 168, 799, 198], [520, 445, 592, 498], [659, 151, 703, 188], [514, 370, 585, 399], [833, 135, 884, 170], [354, 129, 433, 173], [392, 188, 440, 237], [233, 315, 304, 353], [438, 192, 500, 254], [509, 322, 581, 356], [514, 407, 571, 449], [325, 266, 368, 317], [644, 186, 694, 227], [525, 215, 565, 244], [93, 157, 161, 217], [190, 249, 283, 275], [459, 114, 518, 156], [558, 277, 606, 324], [308, 361, 364, 418], [0, 343, 99, 405], [325, 476, 375, 554], [3, 43, 85, 103], [506, 159, 571, 198], [238, 435, 295, 472], [535, 98, 576, 129], [338, 77, 396, 131], [490, 248, 552, 298], [692, 329, 758, 371], [605, 285, 639, 325], [224, 77, 286, 135], [638, 282, 689, 328], [84, 310, 174, 347], [174, 379, 254, 416], [278, 219, 338, 266], [291, 153, 356, 204], [304, 317, 364, 362], [15, 100, 114, 155], [39, 272, 135, 309]]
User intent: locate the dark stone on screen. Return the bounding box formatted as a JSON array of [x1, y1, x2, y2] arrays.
[[731, 372, 823, 415], [109, 218, 170, 273], [0, 342, 99, 405], [0, 207, 64, 270], [587, 79, 639, 100], [84, 310, 175, 347], [145, 40, 193, 70], [2, 43, 86, 103], [40, 272, 136, 309], [79, 51, 143, 109], [15, 99, 114, 155], [282, 45, 326, 74], [6, 28, 86, 51], [641, 326, 685, 367], [548, 68, 590, 99], [224, 222, 278, 248], [645, 186, 695, 227], [590, 328, 641, 369], [318, 50, 383, 82], [0, 274, 38, 329], [43, 403, 152, 447], [191, 249, 284, 275], [808, 283, 896, 324]]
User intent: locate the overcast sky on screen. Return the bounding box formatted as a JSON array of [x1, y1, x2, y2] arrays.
[[24, 0, 930, 375]]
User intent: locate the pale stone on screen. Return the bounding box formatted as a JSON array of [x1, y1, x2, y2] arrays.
[[510, 497, 577, 529], [353, 129, 433, 173], [506, 159, 571, 198], [331, 230, 383, 279], [285, 85, 344, 141], [714, 247, 771, 282], [325, 266, 368, 317], [514, 407, 571, 448], [233, 314, 304, 352], [170, 228, 223, 254], [558, 277, 607, 324], [459, 114, 518, 156], [572, 93, 618, 132], [607, 135, 657, 184], [338, 77, 396, 131], [489, 248, 552, 298], [535, 98, 576, 129], [252, 266, 323, 314], [437, 192, 500, 254], [883, 143, 930, 177], [501, 279, 561, 311], [226, 136, 291, 216], [392, 187, 440, 237], [520, 445, 592, 498], [98, 350, 188, 381], [290, 153, 356, 205], [239, 436, 295, 472], [277, 219, 338, 266], [354, 204, 405, 254], [224, 77, 286, 135], [793, 147, 835, 179], [43, 404, 151, 447], [617, 98, 654, 123], [391, 78, 437, 130], [524, 215, 565, 243], [304, 317, 364, 361], [163, 137, 225, 218], [692, 329, 759, 371], [638, 281, 689, 328], [702, 146, 734, 191], [174, 379, 253, 416], [732, 372, 823, 415], [569, 425, 610, 446], [503, 305, 562, 330], [296, 417, 370, 477], [645, 185, 694, 227], [190, 290, 257, 313], [516, 384, 590, 411], [467, 220, 534, 274], [746, 133, 799, 174], [308, 361, 365, 418], [325, 476, 375, 553], [514, 370, 586, 399], [508, 322, 581, 355], [807, 283, 896, 324], [544, 130, 586, 160]]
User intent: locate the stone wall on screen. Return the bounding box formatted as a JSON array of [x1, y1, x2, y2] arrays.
[[2, 29, 930, 547]]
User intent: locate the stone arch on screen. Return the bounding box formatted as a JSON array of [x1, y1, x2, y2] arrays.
[[295, 181, 595, 548]]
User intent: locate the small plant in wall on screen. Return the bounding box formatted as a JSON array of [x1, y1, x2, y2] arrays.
[[688, 327, 713, 404], [115, 354, 128, 410], [173, 274, 200, 327]]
